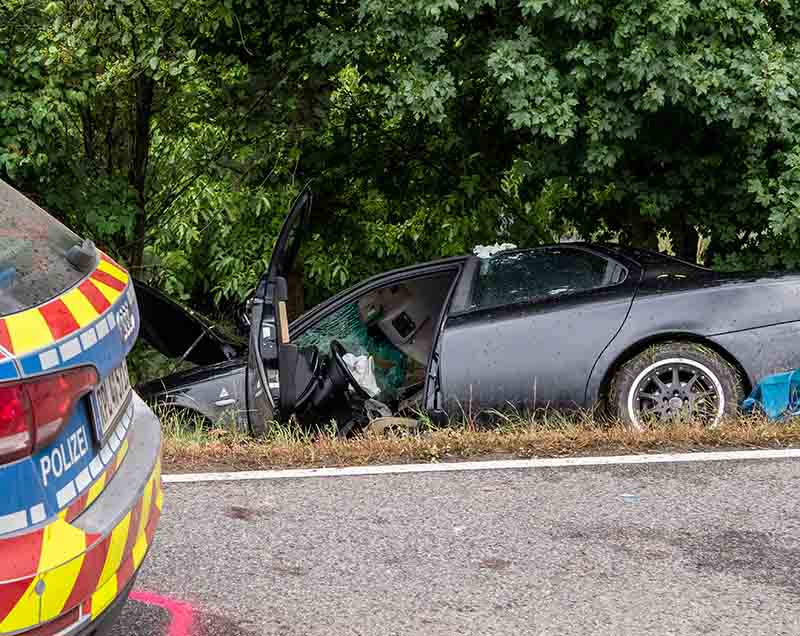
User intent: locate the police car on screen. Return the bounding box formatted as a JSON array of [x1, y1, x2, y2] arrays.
[[0, 180, 162, 635]]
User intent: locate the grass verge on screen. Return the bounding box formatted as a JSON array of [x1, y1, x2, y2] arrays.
[[159, 408, 800, 473]]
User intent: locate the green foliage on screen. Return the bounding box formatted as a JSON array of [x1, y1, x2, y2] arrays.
[[150, 171, 298, 305], [45, 173, 138, 248], [5, 0, 800, 325], [309, 0, 800, 266]]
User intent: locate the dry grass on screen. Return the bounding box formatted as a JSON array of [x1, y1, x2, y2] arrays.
[[159, 408, 800, 473]]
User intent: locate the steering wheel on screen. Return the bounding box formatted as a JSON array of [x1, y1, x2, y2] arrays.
[[329, 340, 371, 399]]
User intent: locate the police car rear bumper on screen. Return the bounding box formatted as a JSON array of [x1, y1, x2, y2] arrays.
[[37, 574, 136, 636], [66, 392, 162, 631], [69, 575, 137, 636], [0, 394, 162, 636], [73, 392, 161, 537]]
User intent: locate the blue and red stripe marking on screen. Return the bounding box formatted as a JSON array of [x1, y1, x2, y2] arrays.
[[16, 287, 138, 377], [0, 360, 18, 381]]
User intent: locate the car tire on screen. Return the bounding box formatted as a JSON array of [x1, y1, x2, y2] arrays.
[[609, 341, 745, 430]]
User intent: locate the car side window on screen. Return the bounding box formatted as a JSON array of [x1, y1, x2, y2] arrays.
[[470, 248, 627, 309]]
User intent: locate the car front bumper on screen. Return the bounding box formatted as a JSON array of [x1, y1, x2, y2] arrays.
[[0, 393, 162, 636]]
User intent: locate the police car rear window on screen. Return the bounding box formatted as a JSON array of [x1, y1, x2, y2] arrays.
[[0, 180, 87, 316]]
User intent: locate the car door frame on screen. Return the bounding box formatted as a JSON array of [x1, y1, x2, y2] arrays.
[[288, 256, 469, 416]]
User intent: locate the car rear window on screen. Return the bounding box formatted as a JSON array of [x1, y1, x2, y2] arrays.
[[0, 180, 87, 316], [471, 247, 627, 309]]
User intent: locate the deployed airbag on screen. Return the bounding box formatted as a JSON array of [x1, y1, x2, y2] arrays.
[[342, 353, 381, 397]]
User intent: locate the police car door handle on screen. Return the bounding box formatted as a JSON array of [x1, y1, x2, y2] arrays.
[[215, 398, 236, 407]]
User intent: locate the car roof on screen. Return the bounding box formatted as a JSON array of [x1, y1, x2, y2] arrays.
[[472, 242, 712, 280], [594, 243, 712, 277]]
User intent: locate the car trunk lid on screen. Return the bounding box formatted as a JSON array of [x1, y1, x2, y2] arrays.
[[0, 180, 140, 530]]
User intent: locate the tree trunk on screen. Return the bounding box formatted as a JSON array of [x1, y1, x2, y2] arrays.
[[702, 236, 716, 267], [105, 103, 117, 176], [627, 215, 660, 251], [127, 75, 155, 274], [79, 106, 95, 163], [669, 216, 700, 263]]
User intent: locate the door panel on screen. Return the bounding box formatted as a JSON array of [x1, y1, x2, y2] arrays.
[[245, 191, 311, 430], [245, 283, 278, 431], [439, 288, 635, 414]]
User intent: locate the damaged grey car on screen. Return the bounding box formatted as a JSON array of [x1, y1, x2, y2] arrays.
[[137, 191, 800, 432]]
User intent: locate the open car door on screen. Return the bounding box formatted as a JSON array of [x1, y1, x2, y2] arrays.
[[245, 190, 312, 434]]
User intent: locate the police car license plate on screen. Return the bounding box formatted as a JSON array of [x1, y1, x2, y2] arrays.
[[94, 361, 132, 437]]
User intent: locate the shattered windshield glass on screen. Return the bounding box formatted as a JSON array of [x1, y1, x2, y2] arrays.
[[295, 302, 412, 399], [0, 180, 87, 316]]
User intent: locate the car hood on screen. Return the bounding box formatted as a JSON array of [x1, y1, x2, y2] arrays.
[[133, 278, 246, 365]]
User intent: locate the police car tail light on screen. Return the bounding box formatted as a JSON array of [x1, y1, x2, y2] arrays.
[[27, 367, 99, 451], [0, 384, 33, 463], [0, 367, 99, 464]]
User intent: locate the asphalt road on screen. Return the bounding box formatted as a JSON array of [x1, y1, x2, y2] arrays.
[[112, 457, 800, 636]]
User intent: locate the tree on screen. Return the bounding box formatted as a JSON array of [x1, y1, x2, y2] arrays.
[[309, 0, 800, 266], [6, 0, 800, 321], [0, 0, 273, 273]]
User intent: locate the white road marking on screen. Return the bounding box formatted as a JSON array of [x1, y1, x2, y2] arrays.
[[162, 448, 800, 484]]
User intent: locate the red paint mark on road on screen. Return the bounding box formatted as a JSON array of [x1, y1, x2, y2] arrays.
[[130, 590, 195, 636]]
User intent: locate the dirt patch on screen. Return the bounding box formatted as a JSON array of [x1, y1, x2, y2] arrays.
[[478, 558, 512, 572], [223, 506, 274, 521]]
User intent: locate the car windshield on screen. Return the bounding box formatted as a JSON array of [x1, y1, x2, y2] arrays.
[[0, 180, 87, 316]]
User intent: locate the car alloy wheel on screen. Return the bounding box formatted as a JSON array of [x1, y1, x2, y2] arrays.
[[610, 341, 745, 431], [627, 358, 725, 429]]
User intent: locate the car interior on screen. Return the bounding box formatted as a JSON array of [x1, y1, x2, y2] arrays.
[[285, 270, 459, 430]]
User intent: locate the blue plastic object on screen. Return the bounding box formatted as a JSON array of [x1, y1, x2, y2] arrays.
[[741, 369, 800, 420], [0, 265, 15, 290]]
